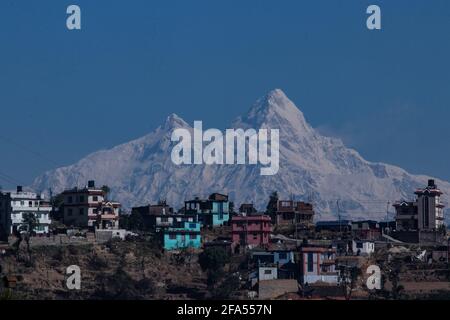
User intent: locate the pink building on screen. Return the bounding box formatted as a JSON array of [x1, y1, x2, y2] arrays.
[[231, 215, 272, 247]]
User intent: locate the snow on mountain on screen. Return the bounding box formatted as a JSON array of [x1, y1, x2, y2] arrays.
[[31, 89, 450, 221]]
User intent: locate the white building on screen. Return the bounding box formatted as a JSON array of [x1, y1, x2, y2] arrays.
[[62, 180, 120, 230], [258, 266, 278, 281], [0, 186, 52, 235], [352, 240, 375, 256]]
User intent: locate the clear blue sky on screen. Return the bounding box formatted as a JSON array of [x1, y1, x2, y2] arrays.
[[0, 0, 450, 188]]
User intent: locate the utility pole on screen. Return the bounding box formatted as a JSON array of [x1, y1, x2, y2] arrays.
[[337, 200, 341, 236], [385, 201, 390, 222]]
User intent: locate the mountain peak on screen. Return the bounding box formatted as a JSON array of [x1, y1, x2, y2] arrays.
[[233, 89, 312, 136], [265, 88, 288, 101], [163, 113, 189, 130]]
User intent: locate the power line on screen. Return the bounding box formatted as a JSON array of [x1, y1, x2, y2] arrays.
[[0, 170, 34, 192], [0, 134, 62, 167]]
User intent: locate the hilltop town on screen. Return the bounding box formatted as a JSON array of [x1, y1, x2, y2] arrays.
[[0, 179, 449, 300]]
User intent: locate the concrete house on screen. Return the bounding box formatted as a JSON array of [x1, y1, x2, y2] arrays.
[[185, 193, 230, 227], [0, 186, 51, 236], [163, 221, 201, 250], [231, 214, 272, 248], [299, 246, 339, 285], [268, 200, 315, 227], [352, 240, 375, 256], [61, 180, 120, 230]]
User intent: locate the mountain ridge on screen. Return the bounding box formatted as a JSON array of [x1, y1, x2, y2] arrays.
[[31, 89, 450, 222]]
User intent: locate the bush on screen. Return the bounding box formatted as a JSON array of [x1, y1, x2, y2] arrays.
[[88, 253, 108, 270], [213, 274, 240, 299], [199, 247, 230, 272]]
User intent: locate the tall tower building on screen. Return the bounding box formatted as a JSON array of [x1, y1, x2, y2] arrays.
[[415, 179, 445, 231]]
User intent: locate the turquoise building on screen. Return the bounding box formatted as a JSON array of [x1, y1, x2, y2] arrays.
[[185, 193, 230, 227], [163, 221, 201, 250]]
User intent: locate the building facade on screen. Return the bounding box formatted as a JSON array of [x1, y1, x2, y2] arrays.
[[162, 221, 201, 250], [394, 180, 445, 232], [352, 240, 375, 256], [269, 200, 315, 227], [251, 250, 295, 266], [394, 201, 418, 231], [0, 186, 51, 236], [61, 181, 120, 230], [185, 193, 230, 227], [351, 220, 381, 240], [231, 215, 272, 247], [299, 246, 339, 285], [415, 180, 445, 231]]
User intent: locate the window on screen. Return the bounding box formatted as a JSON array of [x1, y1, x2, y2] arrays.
[[93, 196, 98, 202], [161, 217, 169, 223], [190, 234, 197, 240], [68, 196, 73, 204], [253, 234, 258, 240], [189, 223, 196, 229], [67, 209, 73, 216], [356, 242, 363, 249], [307, 253, 314, 272], [264, 270, 272, 275], [169, 234, 176, 240], [79, 196, 85, 203], [79, 208, 84, 216], [279, 253, 287, 260], [28, 201, 32, 207]]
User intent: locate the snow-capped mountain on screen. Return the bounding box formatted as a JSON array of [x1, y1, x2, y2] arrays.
[[31, 89, 450, 221]]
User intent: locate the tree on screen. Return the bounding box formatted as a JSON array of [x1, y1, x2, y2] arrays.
[[213, 274, 240, 299], [266, 191, 279, 215], [101, 185, 111, 200], [51, 193, 64, 209], [229, 202, 236, 215], [438, 224, 447, 235], [387, 260, 404, 300], [265, 191, 279, 226], [338, 264, 361, 300], [22, 212, 38, 254], [128, 212, 145, 232], [199, 247, 231, 292], [199, 247, 230, 272]]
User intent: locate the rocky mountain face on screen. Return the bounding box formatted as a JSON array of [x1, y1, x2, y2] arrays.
[[32, 89, 450, 221]]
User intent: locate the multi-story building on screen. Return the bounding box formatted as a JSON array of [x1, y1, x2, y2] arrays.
[[393, 201, 418, 231], [0, 192, 11, 241], [239, 203, 257, 215], [162, 221, 201, 250], [415, 179, 445, 231], [231, 215, 271, 248], [131, 201, 174, 216], [185, 193, 230, 227], [131, 201, 198, 231], [268, 200, 315, 227], [299, 245, 339, 285], [251, 250, 295, 266], [61, 180, 120, 230], [151, 213, 197, 232], [351, 220, 381, 240], [394, 180, 445, 232], [0, 186, 51, 236]]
